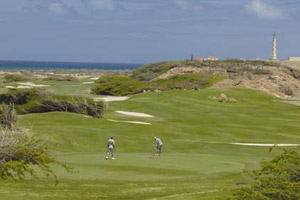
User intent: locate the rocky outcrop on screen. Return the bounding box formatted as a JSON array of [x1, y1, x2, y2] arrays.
[[155, 64, 300, 99]]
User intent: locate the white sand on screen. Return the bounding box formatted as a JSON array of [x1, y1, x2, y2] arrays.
[[90, 77, 99, 80], [6, 86, 16, 89], [94, 96, 129, 102], [230, 143, 300, 147], [83, 82, 94, 84], [116, 111, 154, 118], [17, 86, 33, 89], [6, 86, 32, 89], [18, 82, 50, 87], [107, 119, 152, 125]]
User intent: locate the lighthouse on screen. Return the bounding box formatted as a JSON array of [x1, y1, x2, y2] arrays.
[[270, 32, 277, 60]]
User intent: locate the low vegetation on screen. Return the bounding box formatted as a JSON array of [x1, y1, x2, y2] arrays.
[[132, 61, 182, 81], [44, 75, 79, 82], [0, 105, 70, 183], [92, 73, 224, 96], [233, 149, 300, 200], [0, 104, 18, 130], [3, 74, 30, 83], [132, 59, 280, 81], [0, 89, 104, 117]]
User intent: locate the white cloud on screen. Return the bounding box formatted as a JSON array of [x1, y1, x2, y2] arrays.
[[34, 0, 76, 16], [49, 1, 68, 15], [174, 0, 203, 11], [175, 0, 189, 10], [82, 0, 115, 11], [245, 0, 285, 20]]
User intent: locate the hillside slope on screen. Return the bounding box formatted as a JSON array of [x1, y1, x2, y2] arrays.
[[133, 60, 300, 99]]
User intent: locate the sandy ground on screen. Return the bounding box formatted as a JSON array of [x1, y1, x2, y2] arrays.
[[82, 81, 94, 84], [230, 143, 300, 147], [279, 60, 300, 70], [115, 111, 154, 118], [6, 85, 38, 89], [18, 82, 50, 87], [94, 96, 129, 102], [90, 77, 99, 80], [6, 82, 50, 89], [107, 119, 152, 125]]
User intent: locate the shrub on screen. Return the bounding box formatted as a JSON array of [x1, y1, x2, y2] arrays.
[[0, 124, 71, 183], [44, 76, 78, 82], [251, 68, 272, 75], [132, 61, 182, 81], [92, 76, 147, 96], [233, 149, 300, 200], [92, 73, 224, 96], [3, 74, 30, 83], [0, 89, 104, 118], [153, 73, 223, 90], [0, 88, 47, 105], [280, 86, 293, 96], [0, 104, 18, 130]]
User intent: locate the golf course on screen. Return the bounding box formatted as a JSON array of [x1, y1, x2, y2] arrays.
[[1, 83, 299, 199]]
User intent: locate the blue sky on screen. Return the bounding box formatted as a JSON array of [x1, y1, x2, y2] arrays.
[[0, 0, 299, 64]]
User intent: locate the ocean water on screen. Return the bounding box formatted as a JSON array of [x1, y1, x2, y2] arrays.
[[0, 60, 142, 70]]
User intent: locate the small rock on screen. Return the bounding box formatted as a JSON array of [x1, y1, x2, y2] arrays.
[[218, 93, 228, 103], [228, 98, 237, 103]]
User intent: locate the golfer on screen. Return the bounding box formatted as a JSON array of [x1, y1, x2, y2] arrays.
[[154, 137, 163, 156], [106, 137, 116, 160]]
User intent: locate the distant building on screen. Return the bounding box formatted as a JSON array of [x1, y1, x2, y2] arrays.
[[195, 57, 219, 61], [206, 57, 219, 61], [195, 57, 205, 61], [288, 57, 300, 61]]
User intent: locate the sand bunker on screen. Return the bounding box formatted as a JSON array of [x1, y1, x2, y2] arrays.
[[90, 77, 99, 80], [5, 86, 17, 89], [116, 111, 154, 118], [230, 143, 300, 147], [107, 119, 152, 125], [83, 82, 94, 84], [18, 82, 50, 87], [6, 86, 32, 89], [94, 96, 129, 102]]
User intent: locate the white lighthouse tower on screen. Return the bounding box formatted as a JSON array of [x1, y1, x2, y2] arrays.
[[270, 32, 278, 60]]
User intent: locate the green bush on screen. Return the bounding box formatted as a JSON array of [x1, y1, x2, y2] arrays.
[[0, 88, 47, 105], [153, 73, 223, 90], [132, 61, 182, 81], [44, 76, 78, 82], [0, 122, 71, 183], [233, 149, 300, 200], [3, 74, 30, 83], [92, 76, 147, 96], [92, 73, 224, 96], [0, 89, 104, 118]]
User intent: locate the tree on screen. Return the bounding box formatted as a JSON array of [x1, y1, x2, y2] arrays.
[[233, 149, 300, 200], [0, 104, 71, 184]]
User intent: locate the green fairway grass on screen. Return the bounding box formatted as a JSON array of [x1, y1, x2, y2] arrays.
[[1, 88, 300, 199]]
